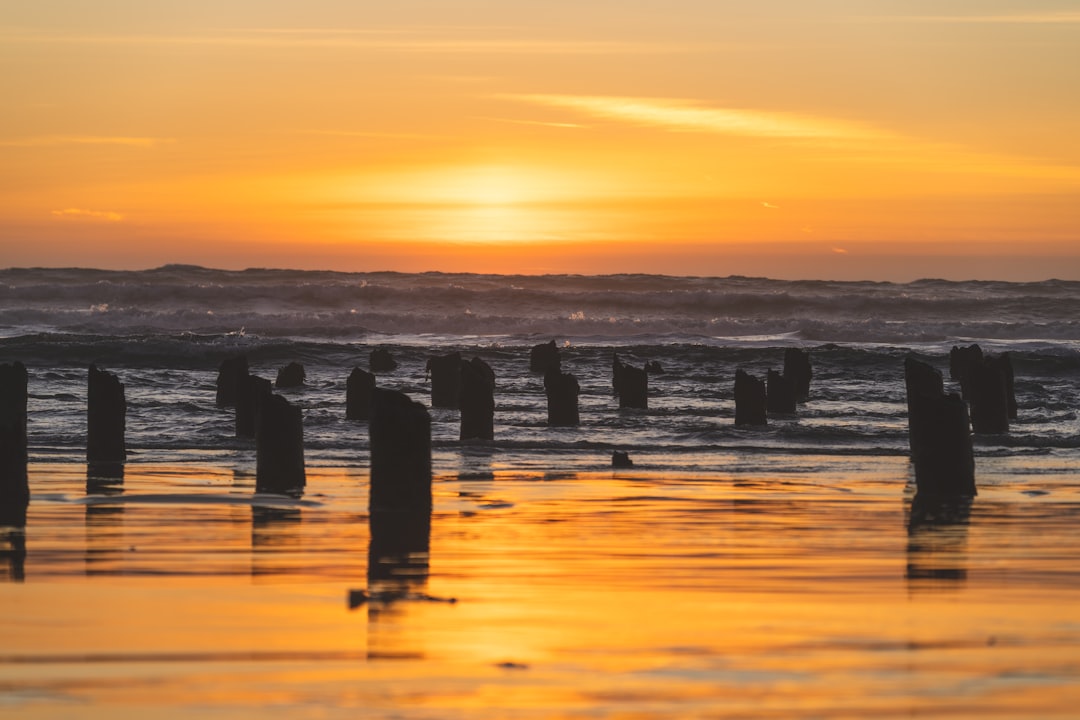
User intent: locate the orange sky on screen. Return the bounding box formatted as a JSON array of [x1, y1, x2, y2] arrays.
[[2, 1, 1079, 280]]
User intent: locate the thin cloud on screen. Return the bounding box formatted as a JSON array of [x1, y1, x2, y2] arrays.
[[504, 95, 889, 141], [475, 116, 585, 129], [0, 135, 174, 148], [51, 208, 125, 222], [761, 201, 780, 209]]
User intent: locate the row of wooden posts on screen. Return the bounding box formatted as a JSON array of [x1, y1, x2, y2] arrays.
[[0, 342, 1018, 524]]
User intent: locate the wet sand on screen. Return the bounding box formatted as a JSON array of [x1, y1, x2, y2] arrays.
[[3, 459, 1080, 718]]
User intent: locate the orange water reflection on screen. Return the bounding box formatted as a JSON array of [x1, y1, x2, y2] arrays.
[[2, 462, 1080, 717]]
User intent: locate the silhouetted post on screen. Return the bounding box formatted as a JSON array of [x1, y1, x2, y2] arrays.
[[459, 358, 495, 441], [87, 365, 126, 468], [0, 362, 29, 522], [275, 362, 305, 389], [369, 348, 398, 373], [612, 450, 633, 468], [346, 367, 377, 422], [236, 374, 272, 438], [255, 394, 306, 496], [734, 369, 767, 426], [369, 389, 432, 514], [904, 357, 944, 462], [766, 369, 797, 414], [613, 355, 648, 409], [969, 355, 1010, 434], [644, 361, 664, 374], [783, 348, 812, 401], [216, 355, 249, 407], [912, 393, 976, 499], [544, 369, 580, 426], [949, 344, 983, 401], [426, 352, 462, 409], [530, 340, 560, 374]]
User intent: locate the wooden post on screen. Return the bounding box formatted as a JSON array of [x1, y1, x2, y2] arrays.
[[0, 362, 29, 521], [275, 362, 306, 389], [530, 340, 560, 374], [87, 365, 126, 466], [369, 348, 398, 373], [613, 355, 647, 409], [912, 392, 976, 499], [369, 389, 432, 514], [459, 358, 495, 441], [545, 369, 580, 426], [236, 374, 272, 438], [216, 355, 248, 407], [969, 355, 1011, 434], [783, 348, 812, 401], [904, 357, 944, 463], [734, 369, 767, 426], [346, 367, 376, 422], [766, 369, 797, 414], [255, 394, 306, 496], [426, 352, 462, 409]]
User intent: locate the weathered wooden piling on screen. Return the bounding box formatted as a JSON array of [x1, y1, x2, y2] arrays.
[[783, 348, 812, 401], [530, 340, 560, 374], [613, 355, 648, 409], [612, 450, 633, 468], [969, 354, 1011, 434], [255, 394, 306, 495], [87, 365, 126, 466], [644, 361, 665, 374], [369, 347, 398, 373], [236, 374, 272, 438], [426, 352, 462, 409], [346, 367, 376, 422], [369, 389, 432, 513], [216, 354, 249, 407], [766, 369, 797, 414], [734, 369, 767, 426], [0, 362, 30, 517], [544, 369, 580, 426], [905, 356, 975, 498], [949, 344, 983, 401], [275, 362, 305, 389], [459, 358, 495, 441], [903, 357, 944, 462]]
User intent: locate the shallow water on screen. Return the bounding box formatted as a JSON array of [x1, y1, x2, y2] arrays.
[[3, 457, 1080, 719]]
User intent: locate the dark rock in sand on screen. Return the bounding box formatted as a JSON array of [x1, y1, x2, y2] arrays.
[[346, 367, 377, 422], [544, 368, 580, 426], [255, 394, 306, 496], [87, 365, 126, 465], [613, 354, 648, 409], [236, 374, 272, 438], [426, 352, 463, 409], [612, 450, 633, 468], [766, 369, 797, 414], [370, 348, 398, 373], [783, 348, 812, 401], [0, 362, 29, 513], [369, 389, 432, 514], [734, 369, 767, 426], [459, 357, 495, 441], [216, 355, 249, 408], [275, 362, 306, 389], [529, 340, 560, 374]]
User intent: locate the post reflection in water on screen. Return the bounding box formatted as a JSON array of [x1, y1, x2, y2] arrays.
[[0, 526, 26, 582], [905, 493, 973, 588], [251, 505, 303, 580], [85, 462, 125, 576], [363, 509, 432, 660]]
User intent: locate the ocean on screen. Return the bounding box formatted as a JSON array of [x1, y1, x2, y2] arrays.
[[2, 266, 1080, 718]]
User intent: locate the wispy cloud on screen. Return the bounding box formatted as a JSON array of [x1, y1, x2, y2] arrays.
[[474, 116, 585, 129], [503, 95, 889, 141], [50, 208, 125, 222], [0, 135, 174, 148], [761, 201, 780, 209]]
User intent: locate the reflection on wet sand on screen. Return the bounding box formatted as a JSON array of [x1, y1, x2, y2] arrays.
[[361, 509, 433, 660], [86, 463, 125, 577], [905, 493, 972, 588], [0, 526, 25, 582], [251, 505, 303, 580]]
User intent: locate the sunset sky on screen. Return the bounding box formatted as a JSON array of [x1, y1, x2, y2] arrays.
[[2, 1, 1079, 280]]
